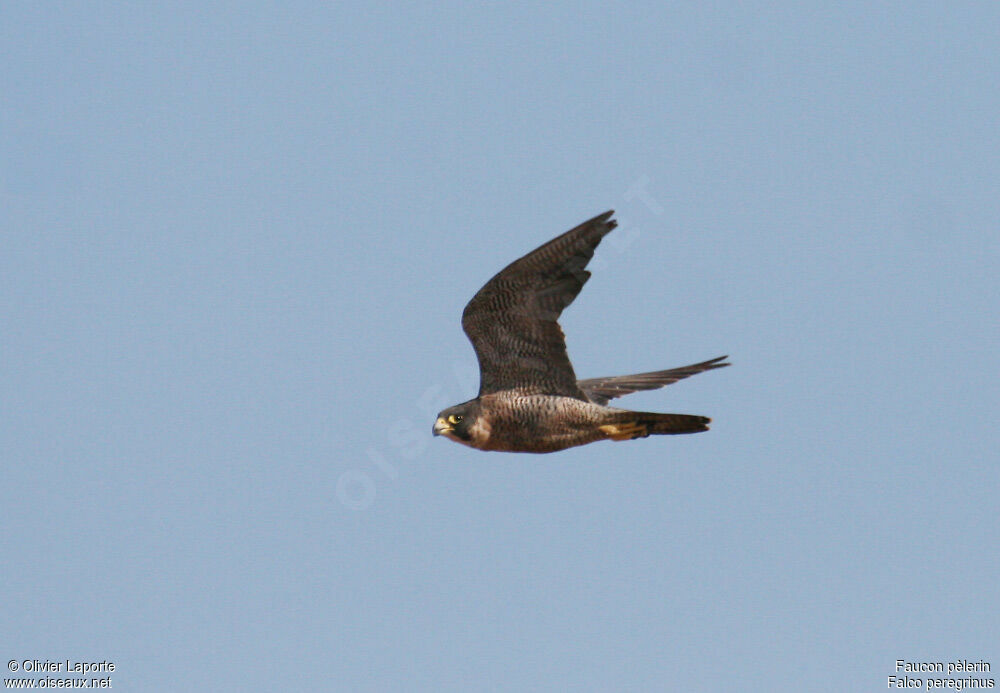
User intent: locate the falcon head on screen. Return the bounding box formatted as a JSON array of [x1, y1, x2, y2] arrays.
[[432, 400, 486, 447]]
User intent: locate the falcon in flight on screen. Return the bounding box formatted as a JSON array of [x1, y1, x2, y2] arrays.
[[433, 211, 728, 453]]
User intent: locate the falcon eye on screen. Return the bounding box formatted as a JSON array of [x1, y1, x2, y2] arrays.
[[448, 414, 463, 425]]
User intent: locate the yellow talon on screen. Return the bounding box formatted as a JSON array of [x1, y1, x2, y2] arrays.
[[599, 423, 648, 441]]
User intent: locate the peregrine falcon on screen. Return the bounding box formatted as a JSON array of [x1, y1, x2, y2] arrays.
[[433, 210, 728, 453]]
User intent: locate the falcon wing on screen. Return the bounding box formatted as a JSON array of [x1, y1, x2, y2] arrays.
[[578, 356, 730, 405], [462, 211, 616, 398]]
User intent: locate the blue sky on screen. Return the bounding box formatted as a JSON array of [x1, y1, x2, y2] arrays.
[[2, 2, 998, 690]]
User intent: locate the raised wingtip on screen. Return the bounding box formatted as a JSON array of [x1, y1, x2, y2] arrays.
[[590, 210, 616, 233], [587, 209, 615, 224]]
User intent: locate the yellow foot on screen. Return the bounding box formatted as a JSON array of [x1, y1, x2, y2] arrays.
[[599, 422, 649, 441]]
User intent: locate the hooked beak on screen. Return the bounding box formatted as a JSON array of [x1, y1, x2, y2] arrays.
[[433, 418, 453, 437]]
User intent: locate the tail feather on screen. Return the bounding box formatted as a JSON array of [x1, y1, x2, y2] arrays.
[[599, 411, 711, 441]]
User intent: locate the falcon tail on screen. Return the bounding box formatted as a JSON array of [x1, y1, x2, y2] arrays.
[[599, 412, 711, 441]]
